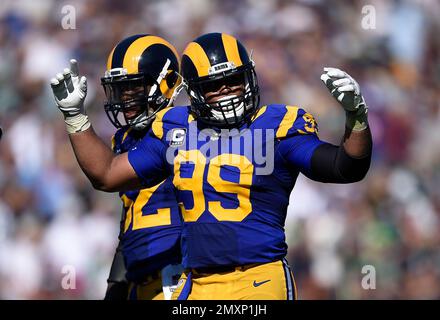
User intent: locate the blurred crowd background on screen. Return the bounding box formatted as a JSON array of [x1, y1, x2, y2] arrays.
[[0, 0, 439, 299]]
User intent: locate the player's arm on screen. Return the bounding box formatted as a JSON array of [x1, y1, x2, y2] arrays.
[[279, 68, 372, 183], [50, 59, 167, 192], [320, 67, 372, 157], [308, 132, 371, 183], [310, 67, 372, 182], [279, 133, 371, 184], [68, 128, 140, 192]]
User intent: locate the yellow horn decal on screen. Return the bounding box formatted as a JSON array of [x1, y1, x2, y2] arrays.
[[123, 36, 179, 74], [222, 33, 243, 67], [106, 46, 116, 71], [183, 42, 211, 77], [160, 70, 181, 99]]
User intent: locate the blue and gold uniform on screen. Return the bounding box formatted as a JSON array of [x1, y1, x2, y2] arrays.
[[128, 104, 325, 299], [101, 34, 185, 300], [112, 126, 182, 300]]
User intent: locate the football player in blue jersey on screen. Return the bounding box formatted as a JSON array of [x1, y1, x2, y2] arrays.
[[50, 32, 371, 300], [51, 34, 184, 300]]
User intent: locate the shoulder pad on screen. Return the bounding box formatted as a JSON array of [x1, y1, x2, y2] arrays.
[[258, 104, 318, 139], [112, 127, 133, 153], [151, 106, 193, 140]]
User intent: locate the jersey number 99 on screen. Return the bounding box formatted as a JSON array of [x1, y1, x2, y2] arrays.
[[173, 150, 254, 223]]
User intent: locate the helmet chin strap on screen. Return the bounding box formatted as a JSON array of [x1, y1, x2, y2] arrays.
[[167, 72, 186, 108], [129, 59, 173, 131], [129, 111, 152, 130]]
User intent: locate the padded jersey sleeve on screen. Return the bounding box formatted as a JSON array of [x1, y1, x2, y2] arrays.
[[276, 107, 325, 176], [127, 105, 192, 188], [127, 130, 171, 188], [276, 107, 371, 183], [278, 134, 325, 176]]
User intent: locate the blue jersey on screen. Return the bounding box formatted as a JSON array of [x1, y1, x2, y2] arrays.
[[112, 126, 182, 282], [128, 104, 324, 269]]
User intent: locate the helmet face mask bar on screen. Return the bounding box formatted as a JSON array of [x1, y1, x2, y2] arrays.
[[101, 72, 165, 130], [187, 62, 260, 128], [102, 34, 182, 131], [181, 33, 260, 129]]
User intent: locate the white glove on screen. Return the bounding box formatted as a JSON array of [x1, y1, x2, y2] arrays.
[[50, 59, 91, 134], [320, 67, 368, 131]]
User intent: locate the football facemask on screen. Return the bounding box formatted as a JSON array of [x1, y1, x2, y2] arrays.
[[187, 62, 259, 128], [102, 72, 164, 130]]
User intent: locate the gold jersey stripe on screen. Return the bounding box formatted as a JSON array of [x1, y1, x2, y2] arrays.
[[188, 113, 195, 124], [276, 106, 299, 138], [152, 107, 172, 139], [122, 127, 133, 143], [110, 135, 116, 151], [251, 105, 267, 122]]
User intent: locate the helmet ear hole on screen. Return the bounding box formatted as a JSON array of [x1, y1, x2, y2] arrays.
[[166, 71, 178, 89]]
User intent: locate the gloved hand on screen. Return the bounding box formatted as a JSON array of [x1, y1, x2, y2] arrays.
[[50, 59, 91, 134], [320, 67, 368, 131]]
